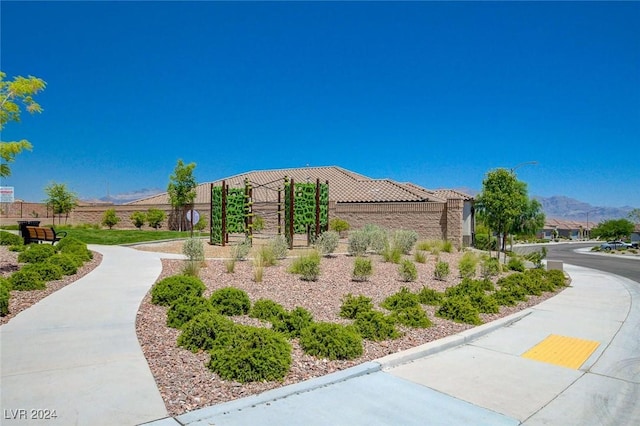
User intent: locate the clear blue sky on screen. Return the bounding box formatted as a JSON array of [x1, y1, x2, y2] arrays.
[[2, 1, 639, 208]]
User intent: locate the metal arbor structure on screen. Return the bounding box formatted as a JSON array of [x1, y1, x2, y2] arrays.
[[209, 177, 329, 248]]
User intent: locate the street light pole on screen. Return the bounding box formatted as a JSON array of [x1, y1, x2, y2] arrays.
[[510, 161, 539, 173]]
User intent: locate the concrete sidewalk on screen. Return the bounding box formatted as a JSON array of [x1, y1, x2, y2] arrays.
[[0, 245, 184, 426], [147, 264, 640, 426]]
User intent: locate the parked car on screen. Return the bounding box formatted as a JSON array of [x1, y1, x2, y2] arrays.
[[600, 241, 632, 251]]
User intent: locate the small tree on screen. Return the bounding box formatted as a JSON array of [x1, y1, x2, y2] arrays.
[[147, 208, 166, 230], [130, 211, 146, 229], [101, 209, 120, 229], [167, 159, 197, 231], [1, 72, 46, 178], [44, 182, 78, 225]]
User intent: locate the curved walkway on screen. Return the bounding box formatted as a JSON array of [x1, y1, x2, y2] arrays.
[[0, 245, 184, 426]]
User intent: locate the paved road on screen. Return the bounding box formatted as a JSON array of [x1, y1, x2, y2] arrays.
[[544, 242, 640, 283]]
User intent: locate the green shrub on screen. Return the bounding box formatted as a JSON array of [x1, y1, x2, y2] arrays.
[[299, 322, 363, 360], [354, 310, 401, 341], [315, 230, 340, 256], [21, 262, 63, 282], [249, 299, 287, 323], [545, 269, 567, 288], [9, 269, 46, 291], [434, 260, 450, 281], [210, 287, 251, 316], [18, 244, 56, 263], [474, 234, 497, 251], [273, 306, 314, 338], [56, 237, 92, 262], [339, 293, 374, 319], [267, 235, 289, 260], [507, 257, 525, 272], [398, 259, 418, 282], [46, 253, 79, 275], [436, 296, 482, 325], [130, 211, 147, 229], [177, 311, 236, 352], [352, 257, 373, 282], [392, 229, 418, 254], [0, 231, 22, 246], [206, 325, 291, 382], [414, 250, 427, 264], [381, 287, 419, 311], [151, 275, 206, 306], [347, 229, 369, 256], [468, 292, 500, 314], [288, 250, 320, 281], [166, 295, 216, 329], [329, 217, 350, 233], [363, 224, 388, 254], [458, 251, 478, 279], [146, 208, 166, 229], [101, 209, 120, 229], [208, 325, 292, 382], [390, 306, 432, 328], [382, 244, 403, 264], [417, 287, 444, 305], [0, 279, 10, 316], [481, 256, 501, 278], [183, 237, 205, 262]]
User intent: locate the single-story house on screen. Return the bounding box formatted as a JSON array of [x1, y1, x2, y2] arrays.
[[539, 218, 591, 240], [112, 166, 475, 248]]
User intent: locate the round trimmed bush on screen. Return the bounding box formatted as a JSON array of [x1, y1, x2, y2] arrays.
[[249, 299, 287, 323], [0, 231, 22, 246], [436, 296, 482, 325], [209, 287, 251, 316], [208, 325, 292, 383], [21, 262, 63, 282], [390, 306, 432, 328], [56, 237, 93, 262], [381, 287, 419, 311], [46, 253, 79, 275], [18, 244, 56, 263], [339, 294, 374, 319], [354, 310, 401, 341], [272, 306, 314, 338], [151, 275, 206, 306], [9, 269, 46, 291], [352, 257, 373, 282], [177, 311, 236, 352], [0, 279, 11, 316], [299, 322, 363, 360], [417, 287, 444, 305], [167, 295, 217, 329]]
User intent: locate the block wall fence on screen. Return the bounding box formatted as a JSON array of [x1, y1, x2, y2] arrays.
[[1, 199, 466, 247]]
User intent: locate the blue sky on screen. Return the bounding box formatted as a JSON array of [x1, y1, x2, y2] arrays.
[[1, 1, 639, 208]]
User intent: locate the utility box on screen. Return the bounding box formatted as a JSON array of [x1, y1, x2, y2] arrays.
[[547, 260, 563, 271]]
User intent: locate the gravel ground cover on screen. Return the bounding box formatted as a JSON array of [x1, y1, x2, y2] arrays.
[[134, 240, 564, 416]]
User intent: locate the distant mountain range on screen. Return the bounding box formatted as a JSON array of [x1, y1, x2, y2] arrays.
[[533, 195, 635, 224], [93, 189, 634, 224]]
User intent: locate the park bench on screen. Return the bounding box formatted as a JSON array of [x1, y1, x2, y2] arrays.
[[25, 226, 67, 245]]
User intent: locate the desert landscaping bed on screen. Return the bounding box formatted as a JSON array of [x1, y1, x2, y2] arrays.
[[135, 241, 564, 416]]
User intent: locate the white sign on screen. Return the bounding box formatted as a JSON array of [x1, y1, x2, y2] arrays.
[[186, 210, 200, 225], [0, 187, 14, 203]]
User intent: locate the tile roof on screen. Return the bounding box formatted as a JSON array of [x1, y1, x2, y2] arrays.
[[126, 165, 461, 205]]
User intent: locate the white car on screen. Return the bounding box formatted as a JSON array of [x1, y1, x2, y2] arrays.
[[600, 241, 632, 251]]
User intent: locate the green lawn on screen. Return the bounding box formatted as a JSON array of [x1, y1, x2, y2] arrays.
[[54, 227, 208, 245]]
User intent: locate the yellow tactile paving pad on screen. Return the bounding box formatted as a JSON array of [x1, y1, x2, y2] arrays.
[[521, 334, 600, 369]]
